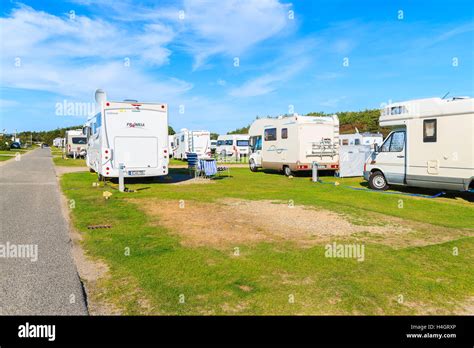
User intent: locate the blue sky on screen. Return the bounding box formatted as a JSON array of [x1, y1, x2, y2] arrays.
[[0, 0, 473, 133]]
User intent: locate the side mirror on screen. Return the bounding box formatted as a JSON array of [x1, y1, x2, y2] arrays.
[[373, 144, 379, 153]]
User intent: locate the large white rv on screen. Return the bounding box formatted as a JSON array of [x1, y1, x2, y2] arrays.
[[216, 134, 250, 157], [65, 130, 87, 158], [248, 114, 340, 176], [84, 90, 169, 179], [364, 97, 474, 191], [173, 129, 211, 160], [53, 137, 65, 148]]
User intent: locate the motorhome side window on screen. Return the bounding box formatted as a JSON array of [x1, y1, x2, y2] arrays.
[[423, 119, 437, 142], [381, 131, 405, 152], [264, 128, 277, 141], [181, 135, 185, 142], [225, 140, 233, 146], [281, 128, 288, 139]]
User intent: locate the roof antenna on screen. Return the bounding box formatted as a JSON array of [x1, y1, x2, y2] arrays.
[[441, 91, 450, 99]]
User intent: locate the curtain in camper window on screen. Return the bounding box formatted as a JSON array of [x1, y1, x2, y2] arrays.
[[264, 128, 277, 141]]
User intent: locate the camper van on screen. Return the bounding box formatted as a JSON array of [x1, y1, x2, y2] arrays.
[[84, 89, 169, 179], [364, 97, 474, 191], [340, 132, 383, 149], [65, 130, 87, 158], [248, 114, 340, 176], [53, 137, 65, 148], [216, 134, 250, 157], [173, 129, 211, 160]]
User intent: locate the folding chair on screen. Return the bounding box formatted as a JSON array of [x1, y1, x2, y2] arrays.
[[187, 153, 199, 177]]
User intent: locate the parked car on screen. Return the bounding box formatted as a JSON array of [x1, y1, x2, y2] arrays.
[[10, 142, 21, 149]]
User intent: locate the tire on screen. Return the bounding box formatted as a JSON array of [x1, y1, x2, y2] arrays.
[[249, 159, 258, 172], [369, 171, 389, 190], [283, 166, 292, 177]]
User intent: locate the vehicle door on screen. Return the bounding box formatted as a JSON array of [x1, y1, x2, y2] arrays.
[[375, 130, 406, 184]]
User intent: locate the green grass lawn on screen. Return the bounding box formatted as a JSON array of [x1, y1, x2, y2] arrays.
[[53, 156, 87, 167], [60, 168, 474, 315], [0, 148, 32, 161]]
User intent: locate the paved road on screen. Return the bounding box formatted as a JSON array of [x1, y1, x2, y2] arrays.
[[0, 148, 88, 315]]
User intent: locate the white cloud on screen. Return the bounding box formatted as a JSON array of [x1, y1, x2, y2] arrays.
[[179, 0, 293, 69], [0, 4, 191, 105], [229, 59, 307, 98], [0, 99, 19, 108], [228, 38, 316, 98]]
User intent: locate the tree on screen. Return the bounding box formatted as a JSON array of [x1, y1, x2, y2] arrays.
[[227, 125, 250, 134]]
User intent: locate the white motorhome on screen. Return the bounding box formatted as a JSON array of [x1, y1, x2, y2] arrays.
[[65, 130, 87, 157], [216, 134, 250, 157], [84, 90, 169, 179], [173, 129, 211, 160], [248, 114, 340, 176], [364, 97, 474, 191], [340, 131, 383, 149], [53, 137, 65, 147]]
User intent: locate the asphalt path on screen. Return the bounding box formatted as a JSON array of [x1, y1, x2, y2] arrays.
[[0, 148, 87, 315]]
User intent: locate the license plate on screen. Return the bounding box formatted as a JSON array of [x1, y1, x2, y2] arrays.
[[128, 170, 145, 176], [318, 165, 327, 169]]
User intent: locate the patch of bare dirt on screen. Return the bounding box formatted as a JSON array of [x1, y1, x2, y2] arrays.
[[133, 198, 419, 249], [454, 296, 474, 315]]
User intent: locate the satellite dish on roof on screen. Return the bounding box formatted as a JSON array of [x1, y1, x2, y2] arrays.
[[95, 89, 107, 104]]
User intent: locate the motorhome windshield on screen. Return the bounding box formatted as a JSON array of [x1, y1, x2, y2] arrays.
[[72, 137, 87, 144], [237, 140, 249, 147]]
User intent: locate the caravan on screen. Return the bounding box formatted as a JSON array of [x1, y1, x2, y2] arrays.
[[84, 90, 169, 179], [53, 137, 65, 148], [172, 129, 211, 160], [364, 97, 474, 191], [216, 134, 250, 157], [65, 130, 87, 158], [248, 114, 340, 176]]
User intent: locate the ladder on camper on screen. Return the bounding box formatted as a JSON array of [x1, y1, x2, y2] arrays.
[[307, 139, 337, 158], [187, 132, 194, 153]]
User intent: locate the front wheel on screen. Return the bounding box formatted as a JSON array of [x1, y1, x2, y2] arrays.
[[249, 159, 258, 172], [368, 171, 389, 190]]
